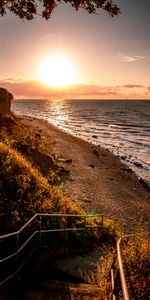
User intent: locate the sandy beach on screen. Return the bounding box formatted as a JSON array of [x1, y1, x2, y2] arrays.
[[20, 115, 150, 233]]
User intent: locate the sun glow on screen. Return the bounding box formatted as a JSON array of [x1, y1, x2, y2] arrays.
[[38, 54, 78, 87]]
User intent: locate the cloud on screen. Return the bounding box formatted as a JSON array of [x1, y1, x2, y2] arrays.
[[122, 84, 145, 89], [145, 86, 150, 95], [0, 78, 24, 83], [0, 79, 149, 99], [0, 80, 120, 99], [117, 53, 145, 63]]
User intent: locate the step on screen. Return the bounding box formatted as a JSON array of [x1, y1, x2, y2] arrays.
[[19, 280, 104, 300], [6, 250, 106, 299], [53, 250, 103, 285]]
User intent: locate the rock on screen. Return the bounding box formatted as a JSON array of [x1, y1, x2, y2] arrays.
[[88, 164, 95, 168], [139, 178, 150, 191], [121, 155, 126, 161], [57, 157, 73, 164], [92, 135, 97, 139], [92, 149, 99, 157], [65, 158, 73, 164], [0, 87, 13, 115], [133, 162, 143, 168], [120, 167, 132, 173]]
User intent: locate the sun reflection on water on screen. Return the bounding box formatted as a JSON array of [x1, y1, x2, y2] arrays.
[[45, 100, 71, 127]]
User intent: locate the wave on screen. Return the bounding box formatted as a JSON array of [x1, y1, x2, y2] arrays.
[[12, 99, 150, 183]]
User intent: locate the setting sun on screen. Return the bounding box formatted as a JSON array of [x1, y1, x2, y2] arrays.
[[38, 54, 78, 87]]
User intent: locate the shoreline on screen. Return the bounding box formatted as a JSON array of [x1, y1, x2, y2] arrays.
[[12, 99, 150, 185], [20, 115, 150, 233]]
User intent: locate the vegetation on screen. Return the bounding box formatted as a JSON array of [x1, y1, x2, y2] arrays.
[[121, 233, 149, 300], [0, 113, 82, 234], [96, 231, 149, 300], [0, 0, 120, 20]]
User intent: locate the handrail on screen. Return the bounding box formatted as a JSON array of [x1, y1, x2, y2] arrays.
[[0, 213, 38, 240], [116, 232, 149, 300], [117, 232, 148, 300], [117, 236, 133, 300], [1, 212, 137, 299], [0, 213, 108, 240], [0, 213, 109, 287]]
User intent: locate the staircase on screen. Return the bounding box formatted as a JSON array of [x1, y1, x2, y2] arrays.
[[19, 282, 102, 300], [10, 250, 105, 300], [0, 213, 135, 300], [0, 213, 106, 300]]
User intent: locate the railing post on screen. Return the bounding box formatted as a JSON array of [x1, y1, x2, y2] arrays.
[[117, 238, 130, 300], [111, 268, 116, 300], [64, 215, 67, 243], [39, 215, 42, 246], [16, 232, 19, 270], [84, 216, 87, 236], [16, 232, 19, 252], [148, 233, 149, 261], [101, 215, 103, 226]]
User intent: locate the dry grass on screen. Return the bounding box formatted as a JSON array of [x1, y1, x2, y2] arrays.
[[121, 232, 149, 300], [0, 141, 82, 233], [0, 115, 82, 234], [95, 226, 149, 299]]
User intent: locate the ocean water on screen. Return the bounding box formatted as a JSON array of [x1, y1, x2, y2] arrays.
[[12, 99, 150, 183]]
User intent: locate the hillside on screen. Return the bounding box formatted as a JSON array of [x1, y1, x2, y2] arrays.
[[0, 113, 82, 234]]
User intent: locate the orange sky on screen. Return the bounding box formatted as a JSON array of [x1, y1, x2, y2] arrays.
[[1, 79, 150, 100], [0, 0, 150, 99]]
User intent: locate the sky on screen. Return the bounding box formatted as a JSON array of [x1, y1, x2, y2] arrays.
[[0, 0, 150, 99]]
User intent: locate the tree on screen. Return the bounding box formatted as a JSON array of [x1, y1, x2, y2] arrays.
[[0, 0, 120, 20]]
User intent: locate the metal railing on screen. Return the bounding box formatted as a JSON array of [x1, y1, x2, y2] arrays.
[[116, 235, 134, 300], [1, 212, 143, 300], [0, 213, 106, 287], [112, 233, 149, 300]]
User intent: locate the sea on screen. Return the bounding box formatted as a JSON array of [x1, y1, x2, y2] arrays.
[[12, 99, 150, 184]]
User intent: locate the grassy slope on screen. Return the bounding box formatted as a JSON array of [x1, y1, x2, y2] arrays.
[[0, 113, 81, 233]]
